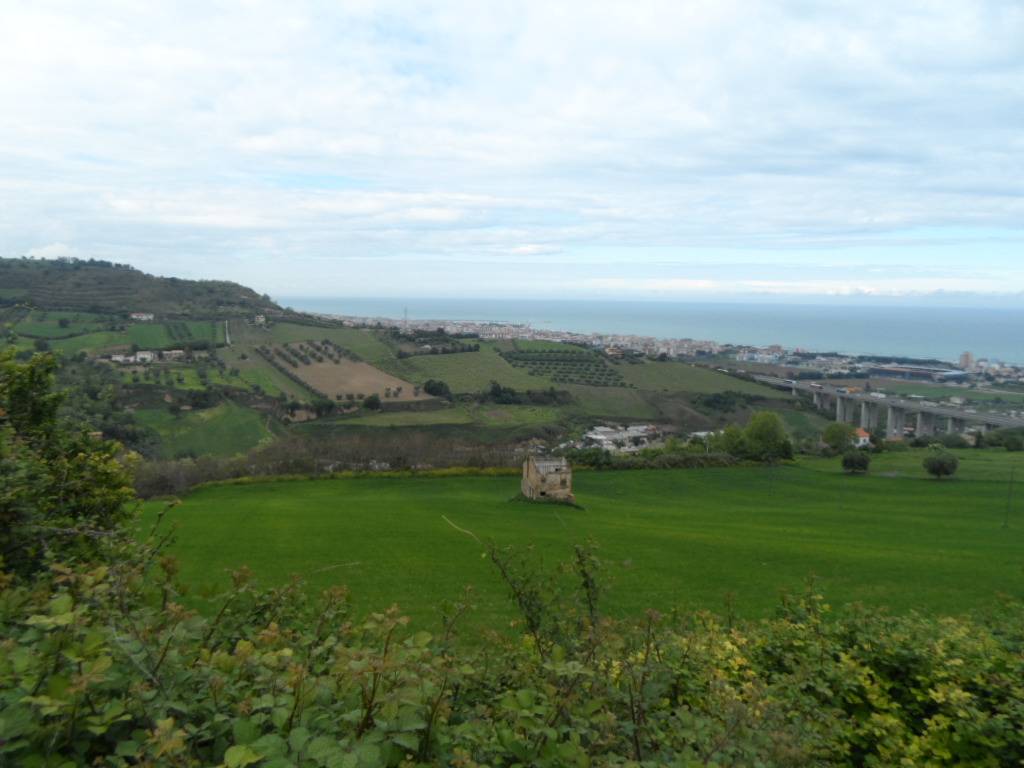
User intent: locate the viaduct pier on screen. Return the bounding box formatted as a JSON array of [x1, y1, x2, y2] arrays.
[[755, 376, 1024, 439]]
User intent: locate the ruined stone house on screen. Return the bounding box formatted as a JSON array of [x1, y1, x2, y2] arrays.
[[521, 456, 574, 502]]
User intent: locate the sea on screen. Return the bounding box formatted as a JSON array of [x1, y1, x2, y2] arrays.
[[279, 297, 1024, 365]]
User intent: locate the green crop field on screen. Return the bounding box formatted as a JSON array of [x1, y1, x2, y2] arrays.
[[336, 404, 564, 428], [219, 346, 311, 399], [126, 323, 176, 348], [135, 400, 274, 458], [620, 361, 782, 396], [50, 331, 130, 355], [872, 379, 1024, 406], [403, 345, 548, 392], [13, 310, 111, 338], [142, 449, 1024, 632], [564, 384, 661, 419], [265, 324, 396, 366]]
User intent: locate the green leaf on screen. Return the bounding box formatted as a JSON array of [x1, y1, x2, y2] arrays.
[[224, 744, 263, 768], [49, 594, 73, 616], [233, 718, 260, 746], [288, 726, 310, 753], [114, 740, 138, 757], [306, 736, 343, 767], [391, 732, 418, 751], [251, 734, 287, 758]]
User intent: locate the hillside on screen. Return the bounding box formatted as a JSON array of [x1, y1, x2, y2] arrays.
[[0, 256, 280, 316]]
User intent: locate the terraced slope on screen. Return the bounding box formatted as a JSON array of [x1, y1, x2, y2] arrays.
[[0, 257, 279, 316]]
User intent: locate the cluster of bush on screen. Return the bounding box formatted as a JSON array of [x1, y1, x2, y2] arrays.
[[481, 382, 574, 406], [707, 411, 795, 463], [422, 379, 452, 399], [397, 342, 480, 358], [564, 445, 737, 471], [691, 389, 766, 415]]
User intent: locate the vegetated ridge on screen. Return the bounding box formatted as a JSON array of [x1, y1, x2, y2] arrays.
[[0, 256, 281, 316]]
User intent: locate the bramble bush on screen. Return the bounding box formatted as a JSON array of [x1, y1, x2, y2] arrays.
[[3, 353, 1024, 766], [4, 533, 1024, 766]]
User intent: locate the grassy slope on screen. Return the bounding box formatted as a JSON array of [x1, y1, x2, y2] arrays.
[[219, 345, 310, 399], [0, 256, 277, 315], [619, 361, 781, 396], [266, 324, 398, 367], [13, 310, 111, 337], [564, 385, 661, 419], [402, 345, 548, 392], [872, 379, 1024, 406], [50, 331, 129, 355], [142, 449, 1024, 630], [135, 401, 274, 458]]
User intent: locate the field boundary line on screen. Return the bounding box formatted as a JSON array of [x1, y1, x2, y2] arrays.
[[441, 515, 483, 546]]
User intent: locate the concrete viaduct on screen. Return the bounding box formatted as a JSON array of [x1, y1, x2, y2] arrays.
[[754, 376, 1024, 439]]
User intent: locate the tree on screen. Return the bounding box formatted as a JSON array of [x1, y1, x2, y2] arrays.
[[1003, 433, 1024, 452], [0, 351, 135, 577], [923, 451, 959, 480], [842, 450, 871, 474], [363, 393, 382, 410], [823, 422, 855, 454], [423, 379, 452, 399], [743, 411, 793, 463]]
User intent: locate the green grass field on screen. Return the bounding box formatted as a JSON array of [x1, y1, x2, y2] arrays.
[[126, 323, 175, 348], [135, 400, 274, 458], [403, 345, 548, 392], [564, 384, 661, 419], [13, 310, 110, 338], [619, 361, 781, 396], [142, 449, 1024, 632], [872, 379, 1024, 406], [50, 331, 129, 355], [335, 403, 565, 428]]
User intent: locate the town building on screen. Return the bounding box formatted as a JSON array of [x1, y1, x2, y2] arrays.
[[853, 428, 872, 449], [129, 312, 154, 322], [521, 456, 574, 502]]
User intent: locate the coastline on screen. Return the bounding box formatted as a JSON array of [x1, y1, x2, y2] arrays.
[[280, 296, 1024, 366]]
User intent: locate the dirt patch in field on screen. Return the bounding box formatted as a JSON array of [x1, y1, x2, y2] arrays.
[[293, 360, 431, 402]]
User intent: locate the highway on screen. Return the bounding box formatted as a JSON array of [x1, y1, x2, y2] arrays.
[[754, 375, 1024, 430]]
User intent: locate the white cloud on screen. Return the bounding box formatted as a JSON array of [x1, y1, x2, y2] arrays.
[[26, 242, 77, 259], [0, 1, 1021, 296]]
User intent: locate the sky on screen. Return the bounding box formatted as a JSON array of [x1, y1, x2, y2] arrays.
[[1, 1, 1023, 302]]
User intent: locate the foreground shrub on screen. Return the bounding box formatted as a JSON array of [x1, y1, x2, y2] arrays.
[[2, 539, 1024, 767], [1, 351, 136, 578]]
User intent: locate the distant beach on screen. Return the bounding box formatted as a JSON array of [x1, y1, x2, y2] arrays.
[[280, 297, 1024, 365]]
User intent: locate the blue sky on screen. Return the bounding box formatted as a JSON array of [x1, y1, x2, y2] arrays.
[[2, 1, 1023, 301]]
